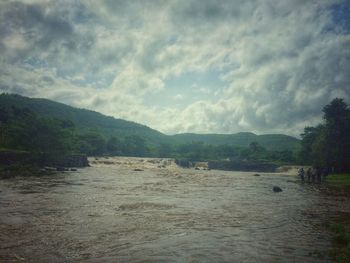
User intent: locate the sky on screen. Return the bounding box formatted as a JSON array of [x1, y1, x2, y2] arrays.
[[0, 0, 349, 137]]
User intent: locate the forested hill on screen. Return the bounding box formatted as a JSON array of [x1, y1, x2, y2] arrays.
[[0, 93, 300, 153], [0, 93, 168, 145]]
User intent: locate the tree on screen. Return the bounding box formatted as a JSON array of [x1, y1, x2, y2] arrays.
[[106, 136, 121, 155], [299, 98, 350, 172], [323, 98, 349, 125], [299, 126, 323, 165], [310, 126, 328, 168], [122, 135, 149, 156], [1, 107, 70, 154], [249, 141, 265, 154], [322, 98, 350, 171], [77, 131, 106, 156], [158, 143, 173, 158], [216, 145, 237, 159]]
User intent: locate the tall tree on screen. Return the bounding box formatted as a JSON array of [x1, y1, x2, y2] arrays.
[[299, 98, 350, 172], [322, 98, 350, 171]]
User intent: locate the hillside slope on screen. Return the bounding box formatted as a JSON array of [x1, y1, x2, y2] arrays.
[[0, 93, 168, 145], [0, 93, 300, 151]]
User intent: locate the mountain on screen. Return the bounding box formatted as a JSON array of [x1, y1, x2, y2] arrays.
[[0, 93, 300, 151]]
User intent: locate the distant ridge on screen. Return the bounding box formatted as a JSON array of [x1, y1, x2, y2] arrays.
[[170, 132, 300, 151], [0, 93, 300, 151]]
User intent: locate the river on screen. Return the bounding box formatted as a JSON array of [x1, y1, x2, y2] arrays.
[[1, 157, 350, 262]]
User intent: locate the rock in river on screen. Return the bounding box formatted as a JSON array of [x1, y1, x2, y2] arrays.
[[273, 186, 283, 192]]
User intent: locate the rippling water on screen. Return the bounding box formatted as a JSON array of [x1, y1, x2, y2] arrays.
[[1, 157, 350, 262]]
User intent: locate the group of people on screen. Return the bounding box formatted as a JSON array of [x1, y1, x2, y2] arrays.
[[298, 167, 329, 183]]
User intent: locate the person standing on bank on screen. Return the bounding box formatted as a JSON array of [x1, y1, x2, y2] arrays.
[[316, 168, 322, 183], [306, 168, 312, 183], [298, 167, 305, 182], [311, 168, 316, 183]]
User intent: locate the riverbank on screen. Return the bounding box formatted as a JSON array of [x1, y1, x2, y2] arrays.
[[0, 150, 89, 178], [326, 173, 350, 186], [0, 164, 47, 178], [327, 223, 350, 262]]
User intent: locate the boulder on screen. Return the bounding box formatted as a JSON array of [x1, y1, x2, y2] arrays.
[[273, 186, 282, 192], [194, 161, 209, 169]]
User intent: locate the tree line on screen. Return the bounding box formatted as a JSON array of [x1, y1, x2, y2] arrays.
[[3, 98, 348, 171], [0, 105, 297, 165], [0, 106, 149, 158], [299, 98, 350, 172]]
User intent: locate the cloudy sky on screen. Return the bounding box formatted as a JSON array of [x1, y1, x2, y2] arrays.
[[1, 0, 349, 136]]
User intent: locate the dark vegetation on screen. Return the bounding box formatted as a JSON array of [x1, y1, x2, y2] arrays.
[[0, 94, 300, 174], [171, 132, 300, 152], [326, 174, 350, 186], [1, 94, 349, 175], [299, 98, 350, 173], [328, 223, 350, 262]]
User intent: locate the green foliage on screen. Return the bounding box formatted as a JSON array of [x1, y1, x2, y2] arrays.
[[326, 174, 350, 185], [76, 130, 106, 156], [0, 106, 71, 155], [0, 93, 299, 164], [171, 132, 300, 152], [106, 136, 122, 155], [121, 135, 149, 156], [299, 98, 350, 172], [328, 223, 350, 263], [158, 143, 173, 158], [154, 140, 296, 164], [0, 93, 168, 146]]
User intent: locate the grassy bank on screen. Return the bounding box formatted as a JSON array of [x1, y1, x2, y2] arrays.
[[328, 223, 350, 262], [327, 174, 350, 186]]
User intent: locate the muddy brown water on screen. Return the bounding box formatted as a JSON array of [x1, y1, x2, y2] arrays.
[[1, 157, 350, 262]]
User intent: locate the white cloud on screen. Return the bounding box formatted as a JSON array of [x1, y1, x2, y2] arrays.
[[173, 94, 184, 101], [0, 0, 349, 137]]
